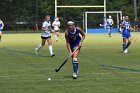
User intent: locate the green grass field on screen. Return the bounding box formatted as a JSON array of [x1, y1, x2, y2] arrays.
[[0, 32, 140, 93]]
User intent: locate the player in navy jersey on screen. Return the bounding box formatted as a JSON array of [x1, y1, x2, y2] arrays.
[[121, 16, 132, 53], [106, 15, 114, 37], [0, 18, 4, 42], [65, 21, 85, 79]]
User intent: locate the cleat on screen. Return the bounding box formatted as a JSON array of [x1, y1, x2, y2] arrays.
[[123, 49, 128, 53], [51, 54, 55, 57], [73, 73, 77, 79], [35, 48, 39, 55]]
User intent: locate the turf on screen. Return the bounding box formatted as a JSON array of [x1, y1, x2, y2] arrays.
[[0, 32, 140, 93]]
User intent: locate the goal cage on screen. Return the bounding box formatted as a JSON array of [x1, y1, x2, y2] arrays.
[[84, 11, 122, 33]]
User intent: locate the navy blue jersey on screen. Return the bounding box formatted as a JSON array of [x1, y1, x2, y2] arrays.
[[122, 21, 131, 38], [68, 27, 81, 49], [123, 21, 130, 32]]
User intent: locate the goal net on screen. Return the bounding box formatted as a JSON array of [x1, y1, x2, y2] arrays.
[[84, 11, 122, 33]]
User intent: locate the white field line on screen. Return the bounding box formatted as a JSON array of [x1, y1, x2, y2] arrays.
[[0, 72, 139, 78]]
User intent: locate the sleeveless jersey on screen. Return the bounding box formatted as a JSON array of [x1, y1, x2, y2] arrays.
[[52, 21, 60, 31], [68, 27, 81, 48], [107, 19, 113, 26], [123, 21, 130, 33], [122, 20, 131, 38], [0, 20, 3, 31], [41, 21, 51, 37]]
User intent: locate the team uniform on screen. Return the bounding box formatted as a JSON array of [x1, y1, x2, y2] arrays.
[[52, 18, 61, 41], [52, 20, 60, 32], [67, 27, 81, 49], [0, 20, 3, 32], [122, 20, 131, 53], [122, 21, 131, 38], [35, 19, 55, 57], [0, 20, 4, 41], [106, 18, 113, 37], [65, 21, 85, 79], [41, 21, 52, 39], [67, 27, 81, 78]]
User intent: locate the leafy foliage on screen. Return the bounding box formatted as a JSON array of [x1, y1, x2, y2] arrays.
[[0, 0, 139, 22]]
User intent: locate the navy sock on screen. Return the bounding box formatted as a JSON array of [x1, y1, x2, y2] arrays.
[[72, 62, 78, 74], [126, 42, 131, 49], [122, 44, 126, 51]]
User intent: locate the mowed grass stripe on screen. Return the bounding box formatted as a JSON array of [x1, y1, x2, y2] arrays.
[[0, 32, 140, 93]]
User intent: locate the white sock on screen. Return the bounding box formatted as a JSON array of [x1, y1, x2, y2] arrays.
[[37, 44, 42, 51], [49, 45, 54, 55], [55, 35, 58, 41]]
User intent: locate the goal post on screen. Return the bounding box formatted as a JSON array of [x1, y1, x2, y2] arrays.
[[84, 11, 122, 33], [55, 0, 106, 18]]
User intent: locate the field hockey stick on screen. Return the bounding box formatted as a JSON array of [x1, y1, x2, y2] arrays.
[[131, 37, 137, 43], [55, 47, 79, 72]]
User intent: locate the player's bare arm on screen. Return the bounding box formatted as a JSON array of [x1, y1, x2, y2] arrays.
[[65, 30, 72, 54], [77, 27, 85, 47]]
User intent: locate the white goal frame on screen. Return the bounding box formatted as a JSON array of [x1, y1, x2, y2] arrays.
[[84, 11, 122, 33]]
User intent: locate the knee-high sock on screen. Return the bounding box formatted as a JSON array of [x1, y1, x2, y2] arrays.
[[72, 58, 78, 74], [54, 34, 58, 41], [122, 44, 126, 51], [49, 45, 54, 55], [108, 30, 111, 36], [126, 42, 131, 49], [37, 44, 42, 51]]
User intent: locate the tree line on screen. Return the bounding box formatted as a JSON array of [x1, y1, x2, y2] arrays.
[[0, 0, 139, 30]]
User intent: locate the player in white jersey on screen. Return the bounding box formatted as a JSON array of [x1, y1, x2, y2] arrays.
[[0, 18, 4, 41], [52, 17, 61, 42], [106, 15, 114, 37], [35, 15, 55, 57]]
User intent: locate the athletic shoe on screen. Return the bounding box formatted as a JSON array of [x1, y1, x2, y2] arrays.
[[73, 73, 77, 79], [35, 48, 39, 55], [51, 54, 55, 57], [123, 49, 128, 53]]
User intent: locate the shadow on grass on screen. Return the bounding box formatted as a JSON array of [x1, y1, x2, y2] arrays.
[[64, 75, 73, 79], [0, 47, 51, 58], [101, 64, 140, 72]]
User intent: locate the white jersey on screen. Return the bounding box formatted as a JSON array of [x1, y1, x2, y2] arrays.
[[41, 21, 51, 37], [52, 21, 60, 31], [0, 20, 3, 29], [107, 19, 113, 25]]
